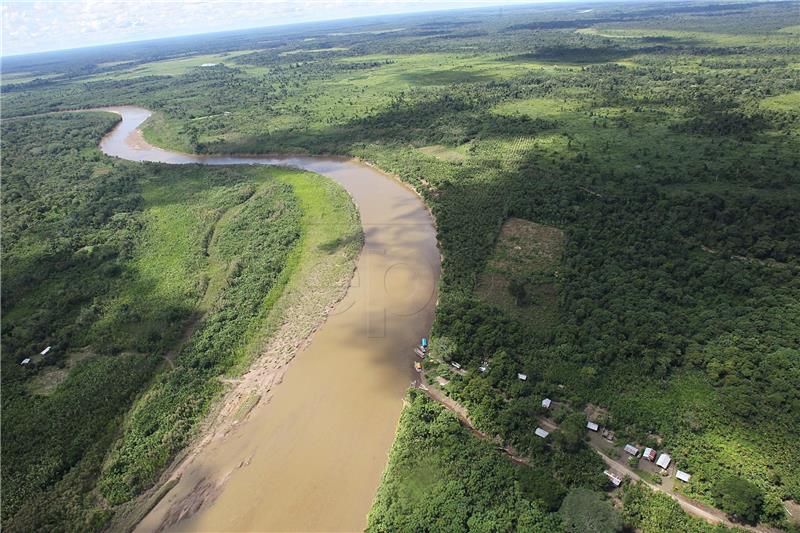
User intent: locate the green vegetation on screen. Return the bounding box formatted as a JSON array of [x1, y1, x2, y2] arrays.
[[367, 391, 562, 532], [559, 488, 621, 533], [621, 482, 735, 533], [553, 414, 589, 454], [0, 113, 358, 530], [516, 467, 567, 513], [475, 218, 565, 334], [712, 476, 764, 525], [3, 0, 800, 530], [97, 173, 302, 505]]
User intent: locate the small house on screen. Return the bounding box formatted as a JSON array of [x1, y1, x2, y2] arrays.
[[478, 363, 488, 373], [586, 421, 599, 432], [602, 429, 615, 442], [421, 337, 428, 348], [21, 358, 31, 365], [642, 447, 656, 461], [604, 470, 623, 487], [535, 427, 549, 438], [415, 347, 425, 358], [676, 470, 691, 482], [517, 373, 527, 381], [40, 346, 51, 356], [451, 362, 461, 370], [541, 398, 552, 409], [623, 444, 639, 456], [656, 453, 671, 469]]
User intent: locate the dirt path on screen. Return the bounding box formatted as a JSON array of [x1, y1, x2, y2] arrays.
[[592, 447, 780, 533], [417, 376, 779, 533], [416, 377, 532, 466]]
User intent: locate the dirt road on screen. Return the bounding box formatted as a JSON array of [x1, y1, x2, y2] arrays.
[[418, 377, 780, 533]]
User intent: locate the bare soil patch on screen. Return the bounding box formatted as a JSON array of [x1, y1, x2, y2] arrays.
[[28, 349, 99, 395]]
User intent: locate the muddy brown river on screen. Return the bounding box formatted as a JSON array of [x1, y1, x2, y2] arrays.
[[99, 106, 440, 532]]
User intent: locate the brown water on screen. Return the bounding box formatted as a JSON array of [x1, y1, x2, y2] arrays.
[[99, 106, 440, 532]]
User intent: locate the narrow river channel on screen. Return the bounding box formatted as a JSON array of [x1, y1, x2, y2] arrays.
[[99, 106, 440, 532]]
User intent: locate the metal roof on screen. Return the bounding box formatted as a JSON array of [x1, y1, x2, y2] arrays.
[[656, 453, 672, 469]]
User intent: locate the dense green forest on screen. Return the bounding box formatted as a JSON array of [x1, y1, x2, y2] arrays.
[[3, 0, 800, 530]]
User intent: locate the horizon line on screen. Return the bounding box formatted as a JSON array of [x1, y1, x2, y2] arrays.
[[0, 0, 628, 59]]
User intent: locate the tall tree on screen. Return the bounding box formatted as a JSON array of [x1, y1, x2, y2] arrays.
[[559, 488, 622, 533]]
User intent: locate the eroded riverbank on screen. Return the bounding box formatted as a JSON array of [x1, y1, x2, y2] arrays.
[[99, 106, 440, 532]]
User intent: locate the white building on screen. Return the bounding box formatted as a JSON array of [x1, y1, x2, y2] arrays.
[[624, 444, 639, 456], [535, 427, 549, 438], [604, 470, 623, 487], [656, 453, 672, 469], [541, 398, 552, 408], [586, 421, 599, 431], [517, 373, 527, 381], [676, 470, 691, 482], [40, 346, 51, 356]]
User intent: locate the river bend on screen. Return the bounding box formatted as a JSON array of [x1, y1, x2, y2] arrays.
[[99, 106, 440, 532]]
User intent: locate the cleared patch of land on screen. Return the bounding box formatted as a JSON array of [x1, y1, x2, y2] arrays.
[[27, 349, 96, 395], [475, 218, 565, 333], [418, 144, 468, 162], [761, 91, 800, 112]]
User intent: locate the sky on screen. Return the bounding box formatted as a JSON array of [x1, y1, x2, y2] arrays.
[[1, 0, 554, 56]]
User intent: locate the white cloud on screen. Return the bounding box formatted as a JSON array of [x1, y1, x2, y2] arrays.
[[1, 0, 542, 56]]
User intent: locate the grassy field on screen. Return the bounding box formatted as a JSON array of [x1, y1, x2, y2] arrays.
[[418, 143, 469, 162], [0, 71, 60, 86], [83, 50, 264, 81], [761, 91, 800, 112], [576, 26, 800, 47]]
